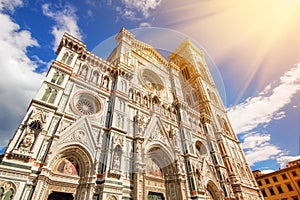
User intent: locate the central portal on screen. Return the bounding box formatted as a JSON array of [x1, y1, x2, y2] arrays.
[[48, 191, 74, 200], [144, 146, 180, 200]]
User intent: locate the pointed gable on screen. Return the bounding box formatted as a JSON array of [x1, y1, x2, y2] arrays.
[[56, 117, 97, 156]]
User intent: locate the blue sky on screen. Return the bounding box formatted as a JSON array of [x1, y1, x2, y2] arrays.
[[0, 0, 299, 173]]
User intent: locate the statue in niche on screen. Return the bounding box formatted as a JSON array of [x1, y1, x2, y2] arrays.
[[176, 159, 184, 174], [167, 125, 178, 147], [19, 126, 35, 151], [196, 169, 203, 191], [135, 142, 142, 154], [134, 111, 150, 136], [112, 147, 121, 171]]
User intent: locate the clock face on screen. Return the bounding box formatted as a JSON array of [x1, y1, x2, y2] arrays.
[[139, 68, 164, 92]]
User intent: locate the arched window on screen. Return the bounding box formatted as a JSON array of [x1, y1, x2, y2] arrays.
[[48, 89, 57, 103], [42, 88, 51, 101], [61, 52, 69, 63], [51, 71, 64, 85], [66, 53, 73, 65], [42, 87, 57, 104], [61, 51, 73, 65], [136, 92, 141, 104], [121, 80, 127, 92], [0, 182, 15, 200], [0, 187, 3, 198], [143, 96, 148, 107], [57, 73, 64, 85], [51, 71, 59, 83], [4, 189, 14, 200], [128, 88, 134, 100]]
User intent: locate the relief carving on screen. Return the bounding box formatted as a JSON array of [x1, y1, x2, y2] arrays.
[[134, 111, 150, 136]]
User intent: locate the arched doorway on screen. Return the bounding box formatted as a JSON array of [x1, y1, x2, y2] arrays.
[[144, 146, 180, 200], [206, 181, 221, 200], [36, 145, 95, 200]]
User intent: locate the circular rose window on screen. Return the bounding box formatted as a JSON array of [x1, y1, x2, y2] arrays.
[[71, 92, 103, 116], [139, 68, 164, 92]]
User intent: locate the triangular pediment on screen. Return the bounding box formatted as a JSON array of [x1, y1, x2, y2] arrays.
[[132, 41, 169, 67], [143, 114, 171, 146], [56, 117, 97, 156]]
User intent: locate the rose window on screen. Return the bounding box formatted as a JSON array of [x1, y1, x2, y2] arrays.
[[76, 99, 95, 115], [71, 92, 102, 116], [138, 68, 164, 92]]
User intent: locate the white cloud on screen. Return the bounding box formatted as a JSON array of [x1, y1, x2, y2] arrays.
[[115, 0, 162, 21], [139, 22, 152, 28], [228, 64, 300, 134], [42, 3, 82, 51], [241, 133, 271, 149], [0, 0, 22, 12], [122, 0, 161, 18], [0, 4, 44, 147], [277, 155, 300, 169], [242, 133, 283, 166]]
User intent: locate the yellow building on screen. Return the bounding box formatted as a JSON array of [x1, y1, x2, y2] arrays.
[[253, 159, 300, 200]]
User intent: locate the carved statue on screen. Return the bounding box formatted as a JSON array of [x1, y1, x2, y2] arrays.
[[176, 159, 184, 174], [19, 126, 35, 150], [134, 111, 150, 136], [112, 149, 121, 171]]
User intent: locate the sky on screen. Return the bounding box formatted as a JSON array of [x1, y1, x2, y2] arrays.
[[0, 0, 299, 173]]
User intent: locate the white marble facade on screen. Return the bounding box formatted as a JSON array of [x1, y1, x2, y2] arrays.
[[0, 28, 263, 200]]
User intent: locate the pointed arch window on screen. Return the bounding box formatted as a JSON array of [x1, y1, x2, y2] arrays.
[[3, 189, 14, 200], [57, 73, 64, 85], [51, 71, 64, 85], [61, 51, 74, 65], [51, 71, 59, 83], [42, 87, 57, 104], [61, 52, 68, 63], [42, 88, 51, 101], [66, 53, 73, 65], [48, 89, 57, 103], [0, 182, 15, 200], [121, 80, 127, 92]]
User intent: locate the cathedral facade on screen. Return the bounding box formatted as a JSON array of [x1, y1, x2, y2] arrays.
[[0, 28, 262, 200]]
